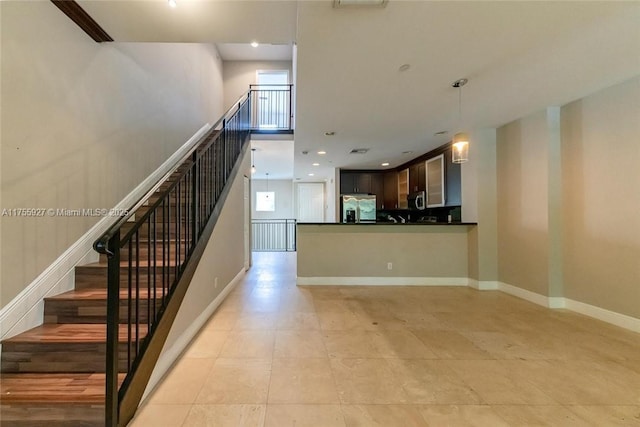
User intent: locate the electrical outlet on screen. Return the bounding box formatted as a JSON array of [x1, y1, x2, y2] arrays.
[[387, 262, 393, 270], [214, 277, 218, 288]]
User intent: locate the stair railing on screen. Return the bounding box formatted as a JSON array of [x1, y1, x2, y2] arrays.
[[94, 94, 251, 427]]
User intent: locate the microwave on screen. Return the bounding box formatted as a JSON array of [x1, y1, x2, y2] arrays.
[[408, 191, 426, 210]]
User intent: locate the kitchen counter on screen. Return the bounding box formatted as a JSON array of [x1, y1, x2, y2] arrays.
[[297, 222, 477, 286], [298, 222, 477, 226]]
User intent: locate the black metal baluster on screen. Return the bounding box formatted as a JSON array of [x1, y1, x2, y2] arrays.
[[135, 230, 140, 359], [147, 216, 151, 331], [152, 210, 157, 323], [127, 238, 133, 371], [105, 231, 120, 427], [162, 199, 168, 305], [192, 153, 198, 252], [176, 181, 181, 278]]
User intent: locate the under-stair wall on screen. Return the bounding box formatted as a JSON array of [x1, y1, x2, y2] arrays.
[[141, 147, 251, 404], [0, 0, 224, 315]]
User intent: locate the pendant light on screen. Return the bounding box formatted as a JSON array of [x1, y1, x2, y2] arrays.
[[251, 148, 256, 174], [452, 78, 469, 164], [265, 173, 270, 197]]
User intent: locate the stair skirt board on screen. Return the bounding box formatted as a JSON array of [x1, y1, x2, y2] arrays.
[[0, 123, 211, 342]]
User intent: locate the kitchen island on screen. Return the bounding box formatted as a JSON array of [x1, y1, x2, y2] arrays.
[[297, 222, 477, 286]]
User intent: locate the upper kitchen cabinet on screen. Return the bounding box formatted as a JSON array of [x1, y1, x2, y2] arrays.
[[340, 171, 367, 194], [370, 174, 385, 208], [444, 148, 461, 206], [426, 154, 445, 207], [382, 170, 398, 209], [340, 171, 380, 194], [397, 168, 409, 209], [409, 162, 426, 193]]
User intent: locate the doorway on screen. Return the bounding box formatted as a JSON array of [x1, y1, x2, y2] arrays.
[[255, 70, 290, 129]]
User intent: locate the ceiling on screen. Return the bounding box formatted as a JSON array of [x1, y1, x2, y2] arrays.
[[216, 43, 293, 61], [78, 0, 640, 182], [250, 139, 295, 180]]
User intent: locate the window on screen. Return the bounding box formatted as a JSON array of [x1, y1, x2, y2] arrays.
[[256, 191, 275, 211]]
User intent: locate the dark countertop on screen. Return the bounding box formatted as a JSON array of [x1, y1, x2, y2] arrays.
[[298, 222, 477, 226]]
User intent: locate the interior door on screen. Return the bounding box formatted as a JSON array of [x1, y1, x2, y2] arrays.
[[296, 182, 325, 223]]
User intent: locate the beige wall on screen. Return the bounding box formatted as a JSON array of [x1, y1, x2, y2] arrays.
[[464, 129, 498, 283], [0, 2, 224, 308], [252, 179, 294, 220], [297, 224, 471, 279], [494, 76, 640, 318], [223, 61, 293, 109], [158, 149, 249, 369], [561, 77, 640, 317], [496, 110, 550, 295]]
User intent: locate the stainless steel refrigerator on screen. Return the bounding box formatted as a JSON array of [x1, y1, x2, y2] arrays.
[[342, 195, 376, 223]]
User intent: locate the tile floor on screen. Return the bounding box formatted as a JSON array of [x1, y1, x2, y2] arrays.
[[129, 252, 640, 426]]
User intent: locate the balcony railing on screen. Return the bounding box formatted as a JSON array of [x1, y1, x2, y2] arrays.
[[252, 219, 296, 251], [249, 84, 293, 132]]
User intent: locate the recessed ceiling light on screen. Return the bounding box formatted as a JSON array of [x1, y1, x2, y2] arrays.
[[312, 163, 320, 166], [308, 173, 315, 176], [402, 150, 413, 155], [434, 131, 448, 136], [399, 64, 411, 72], [317, 151, 326, 155], [168, 0, 177, 8], [381, 162, 390, 166], [324, 131, 335, 136], [250, 41, 259, 48]]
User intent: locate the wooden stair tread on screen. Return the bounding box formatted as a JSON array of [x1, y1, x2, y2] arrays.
[[46, 288, 166, 301], [2, 324, 147, 344], [1, 373, 125, 403], [82, 259, 183, 268]]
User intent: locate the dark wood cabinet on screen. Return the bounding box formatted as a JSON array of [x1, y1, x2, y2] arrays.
[[340, 170, 391, 209], [383, 171, 398, 209], [371, 174, 384, 209], [408, 162, 426, 193], [444, 148, 461, 206], [339, 144, 461, 212], [340, 171, 373, 194]]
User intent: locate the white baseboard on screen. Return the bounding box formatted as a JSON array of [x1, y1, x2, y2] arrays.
[[296, 276, 469, 287], [141, 268, 244, 402], [468, 280, 499, 291], [564, 298, 640, 333], [497, 281, 551, 308], [548, 297, 566, 309], [0, 123, 212, 341], [496, 281, 639, 332]]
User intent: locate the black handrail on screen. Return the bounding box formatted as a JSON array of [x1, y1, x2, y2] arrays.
[[94, 94, 252, 427]]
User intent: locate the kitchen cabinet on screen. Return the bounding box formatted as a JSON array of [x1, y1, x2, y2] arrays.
[[340, 171, 371, 194], [444, 148, 461, 206], [426, 154, 445, 207], [397, 168, 409, 209], [409, 162, 426, 193], [371, 174, 384, 209], [382, 171, 398, 209]]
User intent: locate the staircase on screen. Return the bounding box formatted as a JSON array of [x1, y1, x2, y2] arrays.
[[1, 95, 252, 426], [0, 164, 187, 427]]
